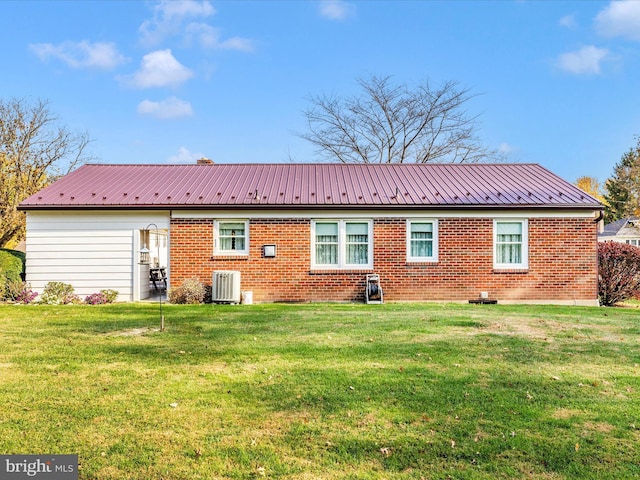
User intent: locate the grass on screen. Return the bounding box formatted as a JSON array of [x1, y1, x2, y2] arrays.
[[0, 302, 639, 479]]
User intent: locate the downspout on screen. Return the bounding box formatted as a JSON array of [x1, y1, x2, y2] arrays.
[[593, 211, 604, 224]]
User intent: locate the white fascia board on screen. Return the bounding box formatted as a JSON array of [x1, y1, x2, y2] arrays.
[[172, 208, 599, 220]]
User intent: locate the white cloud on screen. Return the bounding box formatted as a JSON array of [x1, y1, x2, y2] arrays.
[[498, 143, 515, 156], [120, 49, 193, 88], [184, 23, 254, 51], [218, 36, 254, 52], [167, 146, 206, 163], [559, 14, 577, 29], [595, 0, 640, 41], [556, 46, 610, 75], [138, 0, 252, 51], [30, 41, 126, 70], [137, 97, 193, 119], [319, 0, 355, 21], [139, 0, 215, 46]]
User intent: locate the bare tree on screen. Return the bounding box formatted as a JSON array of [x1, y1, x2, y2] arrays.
[[297, 75, 500, 164], [0, 98, 93, 247]]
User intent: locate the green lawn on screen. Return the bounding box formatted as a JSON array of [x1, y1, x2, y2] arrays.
[[0, 302, 639, 479]]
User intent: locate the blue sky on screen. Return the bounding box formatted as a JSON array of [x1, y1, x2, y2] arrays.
[[3, 0, 640, 184]]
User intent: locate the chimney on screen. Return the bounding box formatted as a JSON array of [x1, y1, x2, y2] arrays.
[[197, 157, 214, 165]]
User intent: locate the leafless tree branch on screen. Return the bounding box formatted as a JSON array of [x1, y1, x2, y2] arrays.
[[0, 97, 94, 247], [297, 75, 504, 164]]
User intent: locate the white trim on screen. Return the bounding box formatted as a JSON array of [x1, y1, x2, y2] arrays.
[[172, 208, 599, 220], [311, 219, 373, 270], [406, 219, 438, 263], [213, 219, 249, 256], [493, 219, 529, 269]]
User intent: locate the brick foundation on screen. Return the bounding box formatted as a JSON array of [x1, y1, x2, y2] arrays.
[[169, 216, 598, 303]]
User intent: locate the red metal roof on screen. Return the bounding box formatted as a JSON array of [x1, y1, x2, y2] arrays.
[[19, 163, 603, 210]]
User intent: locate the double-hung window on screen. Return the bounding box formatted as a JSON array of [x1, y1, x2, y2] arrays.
[[406, 220, 438, 262], [312, 220, 373, 269], [214, 220, 249, 255], [494, 219, 528, 269]]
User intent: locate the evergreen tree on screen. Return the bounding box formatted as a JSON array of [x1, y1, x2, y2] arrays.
[[604, 139, 640, 223]]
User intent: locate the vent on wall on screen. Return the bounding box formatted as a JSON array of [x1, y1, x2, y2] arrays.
[[212, 270, 241, 303]]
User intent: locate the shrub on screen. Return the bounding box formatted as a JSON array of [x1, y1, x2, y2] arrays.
[[85, 292, 108, 305], [598, 241, 640, 306], [15, 283, 38, 304], [0, 249, 25, 301], [84, 289, 119, 305], [40, 282, 79, 305], [101, 289, 119, 303], [168, 278, 206, 304]]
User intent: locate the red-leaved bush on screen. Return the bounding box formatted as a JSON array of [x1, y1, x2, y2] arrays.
[[598, 241, 640, 306]]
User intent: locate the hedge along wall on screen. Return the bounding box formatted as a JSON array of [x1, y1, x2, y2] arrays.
[[169, 216, 598, 304], [0, 248, 26, 298]]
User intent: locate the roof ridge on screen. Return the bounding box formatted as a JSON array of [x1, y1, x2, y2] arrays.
[[81, 162, 542, 167]]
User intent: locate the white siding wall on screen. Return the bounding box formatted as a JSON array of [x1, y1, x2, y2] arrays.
[[25, 211, 170, 301]]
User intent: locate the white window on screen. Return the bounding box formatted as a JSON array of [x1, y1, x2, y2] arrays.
[[312, 220, 373, 269], [406, 220, 438, 262], [494, 219, 528, 269], [214, 220, 249, 255]]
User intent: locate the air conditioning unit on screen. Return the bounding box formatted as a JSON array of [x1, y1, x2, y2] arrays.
[[212, 270, 241, 303]]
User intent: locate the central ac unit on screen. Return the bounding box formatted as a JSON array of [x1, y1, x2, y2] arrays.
[[212, 270, 241, 303]]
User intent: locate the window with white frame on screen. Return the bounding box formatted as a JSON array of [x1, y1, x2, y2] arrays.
[[406, 220, 438, 262], [312, 220, 373, 269], [214, 220, 249, 255], [494, 219, 528, 269]]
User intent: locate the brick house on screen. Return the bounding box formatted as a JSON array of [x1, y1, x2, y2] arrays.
[[19, 162, 603, 305]]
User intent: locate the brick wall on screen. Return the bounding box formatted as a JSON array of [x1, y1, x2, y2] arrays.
[[169, 216, 598, 303]]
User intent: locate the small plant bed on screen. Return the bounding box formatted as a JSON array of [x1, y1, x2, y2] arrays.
[[0, 303, 639, 479]]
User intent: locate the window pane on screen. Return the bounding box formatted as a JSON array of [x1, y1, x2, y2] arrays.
[[220, 237, 245, 251], [346, 223, 368, 264], [411, 223, 433, 234], [346, 244, 368, 264], [411, 239, 433, 257], [497, 244, 521, 264], [316, 244, 337, 264], [316, 223, 338, 265], [316, 223, 338, 236], [496, 222, 522, 235], [346, 223, 368, 235]]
